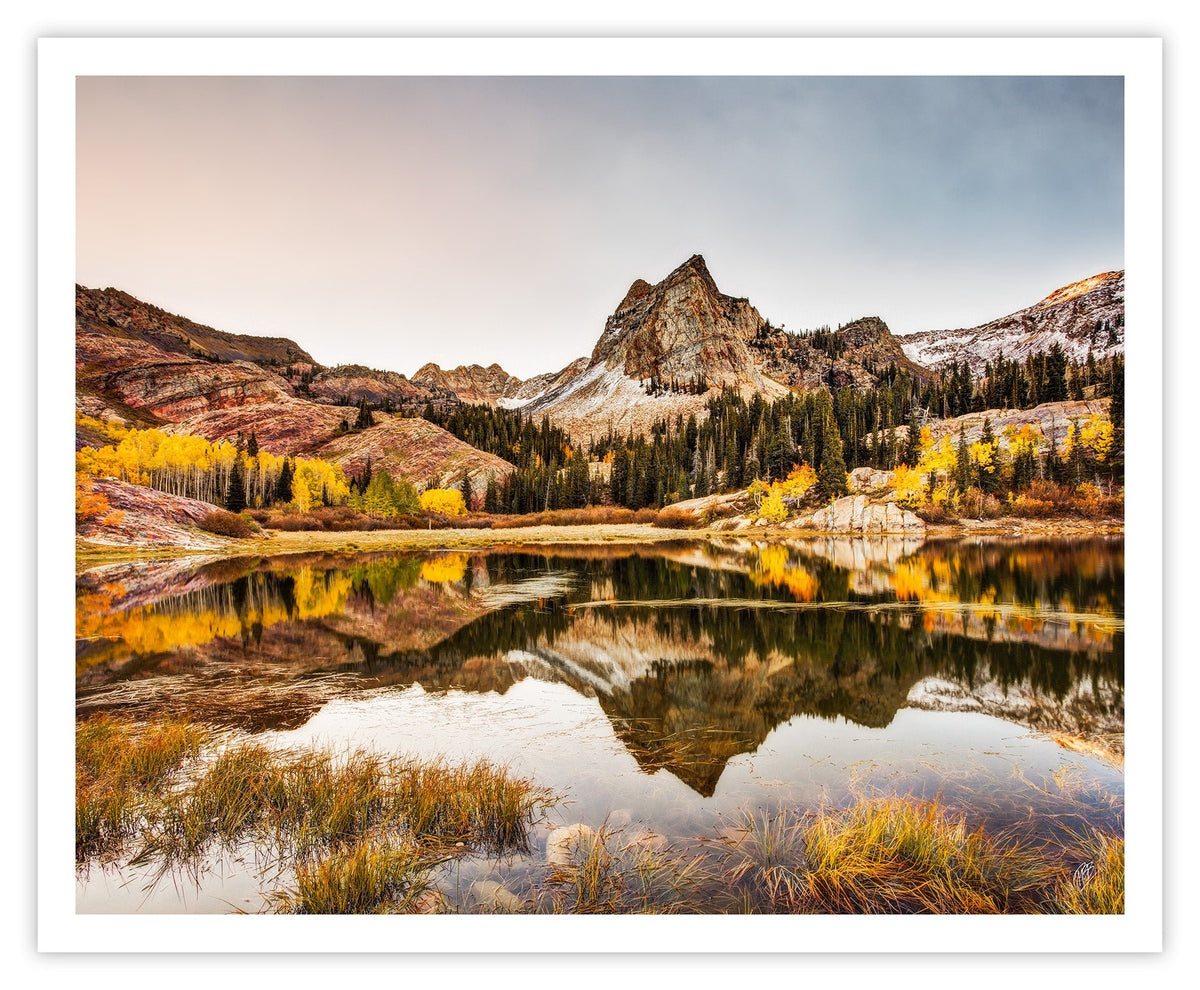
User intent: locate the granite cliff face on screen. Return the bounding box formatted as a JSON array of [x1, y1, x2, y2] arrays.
[[591, 255, 784, 390], [900, 271, 1125, 375]]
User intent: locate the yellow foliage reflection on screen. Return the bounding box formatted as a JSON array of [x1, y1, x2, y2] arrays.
[[419, 554, 468, 584], [751, 545, 819, 602]]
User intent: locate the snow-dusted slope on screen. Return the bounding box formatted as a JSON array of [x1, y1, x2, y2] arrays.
[[899, 271, 1124, 375]]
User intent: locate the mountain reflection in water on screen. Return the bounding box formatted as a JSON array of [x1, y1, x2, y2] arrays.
[[76, 537, 1124, 800]]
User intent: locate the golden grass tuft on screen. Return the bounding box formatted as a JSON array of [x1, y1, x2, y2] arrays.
[[1050, 831, 1124, 914], [279, 837, 441, 914], [139, 745, 548, 870], [798, 797, 1059, 914]]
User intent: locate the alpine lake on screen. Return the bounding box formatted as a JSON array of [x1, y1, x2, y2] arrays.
[[75, 534, 1124, 914]]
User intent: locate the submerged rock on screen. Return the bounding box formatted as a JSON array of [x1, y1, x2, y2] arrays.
[[546, 823, 597, 865], [412, 889, 451, 914], [468, 880, 523, 913]]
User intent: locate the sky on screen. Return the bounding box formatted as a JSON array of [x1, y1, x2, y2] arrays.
[[76, 75, 1124, 378]]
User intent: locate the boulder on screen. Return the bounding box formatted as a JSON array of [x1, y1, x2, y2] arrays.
[[848, 467, 893, 494], [803, 496, 925, 535]]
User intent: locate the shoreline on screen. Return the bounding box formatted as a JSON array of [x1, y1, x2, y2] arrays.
[[75, 516, 1125, 566]]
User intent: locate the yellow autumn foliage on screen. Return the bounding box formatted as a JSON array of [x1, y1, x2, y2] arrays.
[[750, 463, 817, 522], [891, 464, 927, 509], [419, 488, 467, 517]]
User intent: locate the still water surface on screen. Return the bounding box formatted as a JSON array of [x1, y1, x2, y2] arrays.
[[75, 536, 1124, 912]]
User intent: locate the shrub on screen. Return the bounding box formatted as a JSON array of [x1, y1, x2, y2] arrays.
[[491, 507, 636, 529], [755, 492, 788, 524], [198, 508, 254, 538], [653, 508, 698, 529], [958, 487, 1005, 520]]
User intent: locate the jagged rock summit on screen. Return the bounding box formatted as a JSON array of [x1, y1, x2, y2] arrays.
[[523, 255, 925, 438], [590, 254, 785, 393], [412, 362, 525, 405]]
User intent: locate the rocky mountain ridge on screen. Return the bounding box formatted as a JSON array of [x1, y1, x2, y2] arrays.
[[412, 362, 525, 406], [899, 270, 1125, 375]]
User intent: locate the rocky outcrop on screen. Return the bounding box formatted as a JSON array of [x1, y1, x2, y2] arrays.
[[796, 496, 925, 535], [77, 285, 302, 421], [76, 478, 237, 549], [306, 364, 455, 412], [170, 400, 356, 454], [900, 270, 1124, 375], [847, 467, 893, 495], [412, 362, 524, 405], [76, 284, 316, 367], [80, 353, 295, 422]]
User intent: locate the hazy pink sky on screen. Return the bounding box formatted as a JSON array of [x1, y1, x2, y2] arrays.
[[76, 76, 1123, 378]]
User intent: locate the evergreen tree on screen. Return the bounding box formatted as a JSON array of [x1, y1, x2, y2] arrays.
[[247, 431, 259, 458], [275, 457, 293, 504], [903, 410, 922, 467], [459, 471, 474, 512], [1046, 342, 1069, 402], [1108, 356, 1125, 479], [815, 408, 848, 500], [224, 458, 247, 512], [954, 424, 971, 492]]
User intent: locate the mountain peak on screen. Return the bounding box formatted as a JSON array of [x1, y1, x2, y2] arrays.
[[664, 253, 718, 291]]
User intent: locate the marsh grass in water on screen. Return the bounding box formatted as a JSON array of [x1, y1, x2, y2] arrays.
[[537, 822, 713, 914], [277, 837, 442, 914], [138, 745, 550, 870], [76, 715, 208, 861], [532, 799, 1124, 915], [79, 716, 550, 912], [798, 797, 1058, 914], [77, 719, 1123, 915]]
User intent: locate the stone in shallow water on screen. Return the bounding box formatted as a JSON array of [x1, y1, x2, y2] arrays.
[[468, 880, 523, 913], [412, 889, 450, 914], [545, 823, 596, 865]]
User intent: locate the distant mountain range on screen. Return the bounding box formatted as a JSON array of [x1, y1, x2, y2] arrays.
[[75, 258, 1124, 473]]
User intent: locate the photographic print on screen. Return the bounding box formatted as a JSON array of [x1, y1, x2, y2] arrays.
[[43, 38, 1162, 950]]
